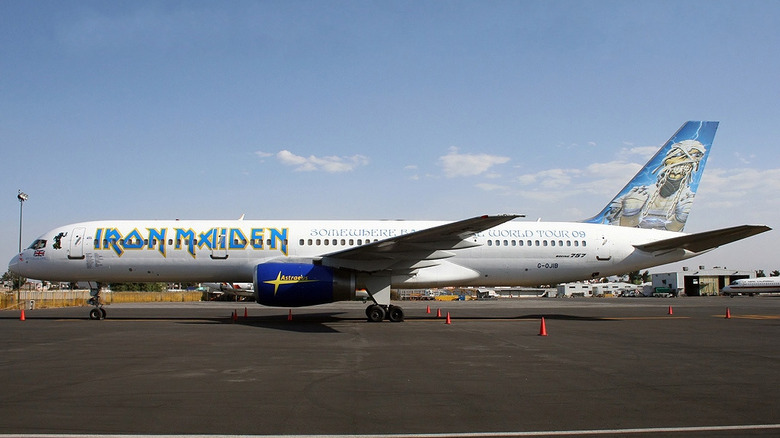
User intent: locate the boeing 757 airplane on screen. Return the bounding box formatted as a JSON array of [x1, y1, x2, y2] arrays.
[[8, 121, 771, 321]]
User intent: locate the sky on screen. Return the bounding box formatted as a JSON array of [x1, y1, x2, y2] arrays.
[[2, 0, 780, 275]]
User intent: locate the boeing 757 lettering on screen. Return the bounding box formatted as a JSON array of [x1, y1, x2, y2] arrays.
[[9, 121, 771, 321]]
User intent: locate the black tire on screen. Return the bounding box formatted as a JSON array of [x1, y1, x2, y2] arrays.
[[367, 305, 385, 322], [387, 306, 404, 323], [100, 308, 107, 319], [89, 308, 102, 320]]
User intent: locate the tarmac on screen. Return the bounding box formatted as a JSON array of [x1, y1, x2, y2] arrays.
[[1, 297, 779, 437]]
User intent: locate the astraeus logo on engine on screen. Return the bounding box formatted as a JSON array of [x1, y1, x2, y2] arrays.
[[254, 263, 337, 307]]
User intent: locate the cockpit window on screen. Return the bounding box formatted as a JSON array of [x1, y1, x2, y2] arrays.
[[28, 239, 46, 250]]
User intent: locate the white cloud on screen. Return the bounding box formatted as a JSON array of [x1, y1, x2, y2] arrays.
[[516, 168, 579, 189], [275, 150, 369, 173], [438, 147, 510, 178], [476, 183, 509, 192], [699, 168, 780, 208], [733, 152, 756, 165], [254, 151, 273, 162], [619, 146, 659, 160]]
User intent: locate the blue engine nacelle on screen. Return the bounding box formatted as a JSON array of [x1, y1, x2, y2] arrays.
[[254, 263, 356, 307]]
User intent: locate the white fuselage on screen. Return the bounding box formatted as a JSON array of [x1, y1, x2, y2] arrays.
[[721, 278, 780, 295], [10, 219, 696, 289]]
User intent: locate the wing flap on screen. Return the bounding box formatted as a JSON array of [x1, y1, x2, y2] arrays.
[[321, 214, 521, 271], [634, 225, 771, 254]]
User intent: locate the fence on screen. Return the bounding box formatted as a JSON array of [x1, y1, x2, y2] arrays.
[[1, 290, 204, 310]]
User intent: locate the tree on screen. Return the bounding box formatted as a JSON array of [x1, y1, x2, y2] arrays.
[[108, 282, 166, 292], [2, 270, 26, 290], [771, 270, 780, 277], [756, 270, 766, 278], [625, 270, 650, 284]]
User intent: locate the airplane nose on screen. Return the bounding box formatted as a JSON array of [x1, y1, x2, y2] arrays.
[[8, 253, 23, 276]]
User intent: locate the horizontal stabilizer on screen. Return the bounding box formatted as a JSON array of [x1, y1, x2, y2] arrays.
[[634, 225, 771, 254]]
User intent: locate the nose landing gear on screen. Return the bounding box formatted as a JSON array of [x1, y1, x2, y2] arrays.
[[87, 283, 107, 320]]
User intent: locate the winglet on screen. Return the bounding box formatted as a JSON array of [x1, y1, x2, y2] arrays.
[[584, 121, 718, 232]]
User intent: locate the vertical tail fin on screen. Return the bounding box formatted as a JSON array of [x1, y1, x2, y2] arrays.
[[583, 121, 718, 232]]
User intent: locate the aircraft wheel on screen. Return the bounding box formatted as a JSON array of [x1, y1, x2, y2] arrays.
[[100, 308, 107, 319], [366, 305, 385, 322], [89, 308, 103, 320], [387, 305, 404, 323]]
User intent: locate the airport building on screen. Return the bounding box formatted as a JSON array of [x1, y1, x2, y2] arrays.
[[556, 282, 641, 298], [651, 266, 753, 296]]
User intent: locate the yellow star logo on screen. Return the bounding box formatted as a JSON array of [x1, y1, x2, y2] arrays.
[[264, 271, 318, 295]]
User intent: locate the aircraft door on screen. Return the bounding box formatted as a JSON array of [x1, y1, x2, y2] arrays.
[[68, 227, 86, 260], [595, 236, 612, 262], [211, 229, 228, 259]]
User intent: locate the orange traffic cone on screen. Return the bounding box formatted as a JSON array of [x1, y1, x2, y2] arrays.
[[20, 308, 25, 321], [244, 307, 248, 319], [538, 317, 548, 336], [436, 308, 442, 318], [288, 309, 293, 321], [445, 312, 452, 324], [232, 310, 238, 322], [426, 305, 431, 314], [725, 308, 732, 319], [668, 306, 673, 315]]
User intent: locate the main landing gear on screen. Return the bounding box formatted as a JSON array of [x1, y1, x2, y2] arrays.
[[87, 283, 107, 320], [365, 304, 404, 323], [363, 277, 403, 322]]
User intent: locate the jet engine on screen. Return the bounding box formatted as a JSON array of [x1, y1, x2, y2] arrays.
[[254, 263, 356, 307]]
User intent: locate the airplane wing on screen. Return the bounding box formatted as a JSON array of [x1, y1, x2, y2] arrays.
[[319, 214, 523, 272], [634, 225, 771, 254]]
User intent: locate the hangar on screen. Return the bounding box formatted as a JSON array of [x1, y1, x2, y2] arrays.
[[652, 266, 754, 296]]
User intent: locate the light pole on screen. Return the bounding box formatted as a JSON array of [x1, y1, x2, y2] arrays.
[[18, 190, 28, 253], [16, 190, 28, 304]]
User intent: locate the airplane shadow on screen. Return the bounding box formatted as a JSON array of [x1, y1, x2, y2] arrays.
[[0, 312, 612, 333]]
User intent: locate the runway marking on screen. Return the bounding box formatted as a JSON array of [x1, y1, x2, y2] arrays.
[[54, 319, 222, 323], [4, 423, 780, 437], [715, 314, 780, 319], [603, 316, 690, 320]]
